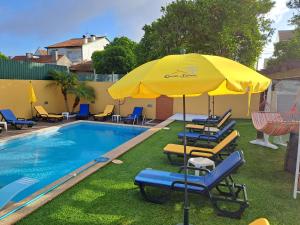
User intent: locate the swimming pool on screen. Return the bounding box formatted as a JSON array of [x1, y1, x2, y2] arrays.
[[0, 122, 147, 203]]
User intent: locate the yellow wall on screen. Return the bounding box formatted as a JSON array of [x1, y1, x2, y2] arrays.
[[0, 80, 157, 119], [0, 79, 67, 118], [173, 93, 260, 118], [84, 82, 157, 119], [0, 79, 258, 119]]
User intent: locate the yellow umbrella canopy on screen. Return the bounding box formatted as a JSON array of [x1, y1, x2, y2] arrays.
[[108, 53, 271, 99], [29, 81, 37, 103]]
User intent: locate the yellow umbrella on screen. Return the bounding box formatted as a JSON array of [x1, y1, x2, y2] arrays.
[[108, 53, 271, 225], [109, 54, 270, 99], [29, 81, 37, 117]]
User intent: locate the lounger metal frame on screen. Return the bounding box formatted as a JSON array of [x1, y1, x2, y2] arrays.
[[135, 152, 248, 219]]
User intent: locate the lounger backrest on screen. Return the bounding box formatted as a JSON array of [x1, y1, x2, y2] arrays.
[[216, 120, 236, 138], [132, 107, 143, 117], [204, 151, 244, 189], [212, 130, 239, 153], [34, 106, 49, 116], [104, 105, 114, 115], [0, 109, 17, 122], [217, 108, 232, 121], [217, 111, 231, 128], [79, 104, 89, 115]]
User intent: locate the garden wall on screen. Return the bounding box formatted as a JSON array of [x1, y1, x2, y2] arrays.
[[0, 79, 258, 119], [0, 80, 157, 119]]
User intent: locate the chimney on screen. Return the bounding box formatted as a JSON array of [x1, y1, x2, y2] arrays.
[[51, 50, 58, 62], [91, 34, 96, 42], [83, 35, 88, 44], [26, 53, 33, 59]]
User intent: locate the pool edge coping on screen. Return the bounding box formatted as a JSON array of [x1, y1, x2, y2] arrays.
[[0, 119, 174, 225]]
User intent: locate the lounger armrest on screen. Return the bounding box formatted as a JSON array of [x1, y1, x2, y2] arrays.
[[171, 180, 207, 191], [178, 166, 210, 174], [17, 118, 26, 120], [189, 149, 214, 156]]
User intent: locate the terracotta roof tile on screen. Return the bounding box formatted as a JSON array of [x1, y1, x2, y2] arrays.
[[46, 36, 107, 48], [260, 60, 300, 80], [70, 61, 93, 72], [278, 30, 295, 42], [12, 55, 64, 63]]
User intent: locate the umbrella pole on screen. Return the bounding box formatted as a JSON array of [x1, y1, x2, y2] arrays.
[[212, 96, 215, 117], [30, 102, 33, 119], [182, 94, 190, 225], [208, 95, 211, 117]]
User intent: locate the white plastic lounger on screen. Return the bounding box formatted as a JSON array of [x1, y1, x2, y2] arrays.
[[0, 177, 38, 210]]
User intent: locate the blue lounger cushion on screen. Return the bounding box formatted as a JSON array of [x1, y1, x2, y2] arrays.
[[135, 151, 244, 192], [135, 169, 206, 192], [178, 120, 236, 142], [0, 177, 38, 210], [124, 107, 143, 122], [11, 120, 34, 126], [76, 104, 90, 119], [177, 132, 201, 140], [0, 109, 35, 126]]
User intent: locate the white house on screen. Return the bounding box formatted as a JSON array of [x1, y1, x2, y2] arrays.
[[46, 35, 110, 64]]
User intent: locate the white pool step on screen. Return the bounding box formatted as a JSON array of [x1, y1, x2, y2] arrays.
[[0, 177, 38, 210]]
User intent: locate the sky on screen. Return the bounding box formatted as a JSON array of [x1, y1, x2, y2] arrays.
[[0, 0, 295, 68]]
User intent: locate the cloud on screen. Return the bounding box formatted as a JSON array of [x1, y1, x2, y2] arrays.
[[0, 0, 171, 41], [112, 0, 172, 40], [267, 0, 290, 23]]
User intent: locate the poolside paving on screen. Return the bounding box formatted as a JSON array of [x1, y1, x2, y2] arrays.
[[0, 118, 160, 140]]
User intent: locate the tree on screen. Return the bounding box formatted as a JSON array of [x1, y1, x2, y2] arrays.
[[48, 70, 78, 112], [137, 0, 274, 67], [0, 52, 8, 60], [69, 82, 96, 113], [92, 37, 137, 74], [267, 1, 300, 67], [287, 0, 300, 25], [109, 37, 137, 53]]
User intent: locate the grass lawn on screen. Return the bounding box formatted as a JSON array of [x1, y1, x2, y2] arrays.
[[17, 120, 300, 225]]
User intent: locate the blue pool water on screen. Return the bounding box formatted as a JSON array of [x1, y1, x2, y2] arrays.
[[0, 122, 147, 202]]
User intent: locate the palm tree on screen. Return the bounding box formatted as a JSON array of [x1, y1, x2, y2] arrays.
[[48, 70, 78, 112], [69, 82, 96, 113]]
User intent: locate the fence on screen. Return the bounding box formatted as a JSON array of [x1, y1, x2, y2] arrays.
[[0, 59, 68, 80]]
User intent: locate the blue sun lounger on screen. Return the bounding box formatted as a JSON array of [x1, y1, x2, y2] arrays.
[[0, 109, 35, 129], [134, 151, 248, 219], [192, 109, 232, 125], [123, 107, 143, 124], [0, 177, 38, 210], [76, 104, 90, 120], [178, 120, 236, 143]]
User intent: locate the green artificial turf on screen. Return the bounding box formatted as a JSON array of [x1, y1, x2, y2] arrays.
[[17, 120, 300, 225]]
